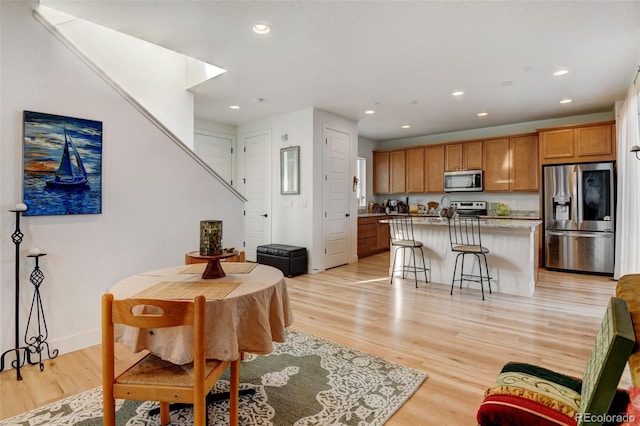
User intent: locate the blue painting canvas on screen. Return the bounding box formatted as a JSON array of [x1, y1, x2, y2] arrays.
[[23, 111, 102, 216]]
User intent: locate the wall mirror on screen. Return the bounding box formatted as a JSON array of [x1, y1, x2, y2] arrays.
[[280, 146, 300, 195]]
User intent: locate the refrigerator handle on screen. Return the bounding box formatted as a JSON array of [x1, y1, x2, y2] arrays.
[[574, 167, 581, 227], [546, 230, 613, 237]]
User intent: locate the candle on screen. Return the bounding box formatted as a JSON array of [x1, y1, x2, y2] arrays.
[[28, 247, 40, 256], [14, 203, 27, 212], [200, 220, 223, 256]]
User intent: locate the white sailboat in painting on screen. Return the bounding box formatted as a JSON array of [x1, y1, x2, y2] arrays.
[[46, 127, 88, 188]]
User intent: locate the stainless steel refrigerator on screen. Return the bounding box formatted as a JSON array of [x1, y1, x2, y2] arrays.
[[543, 162, 615, 275]]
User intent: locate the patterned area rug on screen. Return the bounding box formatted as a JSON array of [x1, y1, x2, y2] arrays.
[[1, 329, 426, 425]]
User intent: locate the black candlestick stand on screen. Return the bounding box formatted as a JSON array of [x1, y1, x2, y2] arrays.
[[0, 208, 58, 380], [0, 208, 29, 380], [25, 252, 58, 371]]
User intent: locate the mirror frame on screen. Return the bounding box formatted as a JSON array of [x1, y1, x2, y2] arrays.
[[280, 146, 300, 195]]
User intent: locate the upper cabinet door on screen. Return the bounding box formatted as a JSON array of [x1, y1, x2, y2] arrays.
[[445, 144, 463, 171], [575, 124, 614, 158], [445, 141, 483, 171], [389, 150, 406, 194], [539, 121, 615, 164], [425, 145, 445, 193], [464, 141, 483, 170], [510, 135, 539, 191], [483, 138, 510, 191], [373, 151, 390, 194], [539, 128, 574, 161], [406, 147, 425, 193]]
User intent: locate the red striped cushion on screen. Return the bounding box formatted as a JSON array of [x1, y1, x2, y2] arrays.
[[477, 393, 577, 426]]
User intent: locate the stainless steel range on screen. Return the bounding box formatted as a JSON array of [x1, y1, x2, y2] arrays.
[[451, 201, 487, 216]]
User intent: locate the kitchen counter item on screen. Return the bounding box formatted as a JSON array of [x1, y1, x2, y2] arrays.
[[494, 203, 511, 216]]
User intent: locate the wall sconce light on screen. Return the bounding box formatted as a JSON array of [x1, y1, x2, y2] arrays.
[[631, 145, 640, 160]]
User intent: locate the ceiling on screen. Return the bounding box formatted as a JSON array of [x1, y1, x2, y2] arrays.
[[41, 0, 640, 142]]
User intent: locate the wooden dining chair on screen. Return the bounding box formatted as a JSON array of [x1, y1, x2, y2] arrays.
[[101, 293, 240, 426]]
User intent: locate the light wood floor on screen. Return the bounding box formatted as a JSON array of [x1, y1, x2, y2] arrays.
[[0, 252, 627, 424]]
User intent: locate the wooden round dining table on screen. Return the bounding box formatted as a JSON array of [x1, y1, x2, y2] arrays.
[[108, 263, 294, 364]]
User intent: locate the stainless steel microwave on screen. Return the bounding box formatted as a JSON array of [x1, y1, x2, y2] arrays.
[[444, 170, 483, 192]]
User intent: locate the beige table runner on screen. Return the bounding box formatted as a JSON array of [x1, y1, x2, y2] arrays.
[[181, 262, 258, 275], [133, 280, 240, 300]]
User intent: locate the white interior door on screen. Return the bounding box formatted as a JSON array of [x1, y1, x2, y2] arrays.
[[194, 131, 234, 184], [243, 130, 271, 261], [323, 126, 351, 269]]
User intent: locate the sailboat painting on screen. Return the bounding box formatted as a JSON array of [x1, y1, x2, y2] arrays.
[[23, 111, 102, 216]]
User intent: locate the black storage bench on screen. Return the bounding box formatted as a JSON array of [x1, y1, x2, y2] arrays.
[[256, 244, 307, 277]]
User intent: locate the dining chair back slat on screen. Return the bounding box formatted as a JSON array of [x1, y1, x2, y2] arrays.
[[102, 293, 239, 426]]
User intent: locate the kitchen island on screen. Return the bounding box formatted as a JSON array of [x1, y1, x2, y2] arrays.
[[383, 216, 541, 297]]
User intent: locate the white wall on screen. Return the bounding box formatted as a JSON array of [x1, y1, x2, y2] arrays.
[[36, 5, 198, 149], [237, 109, 315, 263], [0, 1, 244, 359], [236, 108, 358, 274]]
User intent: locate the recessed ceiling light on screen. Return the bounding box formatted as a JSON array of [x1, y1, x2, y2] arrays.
[[553, 69, 569, 76], [477, 112, 488, 117], [452, 91, 464, 96], [401, 125, 411, 129], [229, 105, 240, 109], [252, 23, 271, 34], [560, 98, 572, 104], [365, 110, 375, 114]]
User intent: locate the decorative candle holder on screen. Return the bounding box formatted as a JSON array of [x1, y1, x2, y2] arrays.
[[1, 204, 29, 380], [24, 251, 58, 371], [200, 220, 223, 256]]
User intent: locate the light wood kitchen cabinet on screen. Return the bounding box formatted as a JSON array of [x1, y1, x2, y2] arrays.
[[373, 151, 390, 194], [378, 219, 390, 251], [357, 216, 378, 257], [483, 136, 539, 192], [373, 150, 407, 194], [425, 145, 445, 192], [483, 138, 510, 191], [575, 124, 614, 158], [510, 135, 539, 191], [445, 141, 483, 171], [390, 150, 406, 194], [539, 121, 615, 164], [358, 216, 389, 257], [406, 147, 425, 193]]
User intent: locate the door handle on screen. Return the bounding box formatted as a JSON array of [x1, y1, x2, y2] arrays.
[[345, 213, 350, 217], [546, 230, 612, 238], [261, 213, 268, 218]]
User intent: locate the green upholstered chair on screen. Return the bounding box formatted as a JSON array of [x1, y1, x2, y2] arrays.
[[477, 297, 635, 426]]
